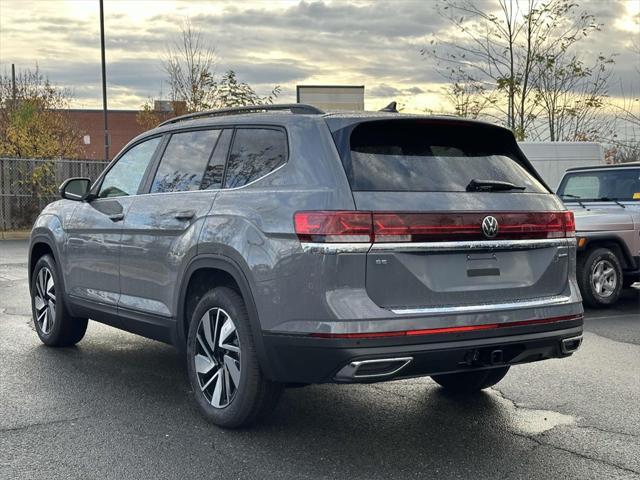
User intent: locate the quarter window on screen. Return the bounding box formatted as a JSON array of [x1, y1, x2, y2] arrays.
[[151, 129, 220, 193], [98, 137, 161, 198], [224, 128, 286, 189]]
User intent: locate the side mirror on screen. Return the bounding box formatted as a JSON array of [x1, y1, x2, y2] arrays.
[[59, 177, 91, 201]]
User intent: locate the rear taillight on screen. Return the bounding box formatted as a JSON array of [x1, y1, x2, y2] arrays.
[[374, 213, 480, 242], [293, 211, 373, 243], [563, 211, 576, 237], [294, 211, 576, 243]]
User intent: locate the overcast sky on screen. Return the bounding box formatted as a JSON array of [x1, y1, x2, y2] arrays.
[[0, 0, 638, 112]]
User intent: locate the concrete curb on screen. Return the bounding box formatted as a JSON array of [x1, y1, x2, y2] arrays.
[[0, 230, 31, 240]]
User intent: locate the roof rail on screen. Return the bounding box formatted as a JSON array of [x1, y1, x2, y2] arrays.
[[157, 103, 325, 127]]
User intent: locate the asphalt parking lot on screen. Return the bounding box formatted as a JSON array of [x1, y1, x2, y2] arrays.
[[1, 239, 638, 479]]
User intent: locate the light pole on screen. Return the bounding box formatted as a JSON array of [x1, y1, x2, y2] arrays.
[[99, 0, 109, 161]]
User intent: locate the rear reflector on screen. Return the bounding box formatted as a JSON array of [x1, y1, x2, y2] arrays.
[[309, 314, 583, 339], [294, 211, 576, 243]]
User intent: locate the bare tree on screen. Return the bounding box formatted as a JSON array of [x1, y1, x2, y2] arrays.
[[534, 52, 613, 141], [163, 22, 218, 111], [606, 44, 640, 163], [423, 0, 601, 139], [156, 23, 280, 118], [443, 67, 497, 118]]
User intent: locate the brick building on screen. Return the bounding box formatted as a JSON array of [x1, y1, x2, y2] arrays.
[[69, 109, 172, 161]]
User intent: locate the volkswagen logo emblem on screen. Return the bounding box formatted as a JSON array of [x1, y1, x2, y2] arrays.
[[482, 216, 499, 238]]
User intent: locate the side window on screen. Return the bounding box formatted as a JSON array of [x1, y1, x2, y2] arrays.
[[151, 129, 220, 193], [201, 129, 233, 190], [98, 137, 161, 198], [224, 128, 286, 189]]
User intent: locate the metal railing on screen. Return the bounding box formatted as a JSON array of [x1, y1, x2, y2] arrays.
[[0, 157, 108, 231]]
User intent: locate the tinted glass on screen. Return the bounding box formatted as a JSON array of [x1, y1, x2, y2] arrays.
[[558, 169, 640, 201], [201, 129, 233, 190], [343, 121, 546, 193], [151, 129, 220, 193], [224, 128, 286, 188], [99, 137, 161, 198]]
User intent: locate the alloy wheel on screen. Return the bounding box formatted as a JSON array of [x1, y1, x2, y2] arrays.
[[591, 259, 617, 298], [194, 307, 242, 408], [34, 267, 56, 334]]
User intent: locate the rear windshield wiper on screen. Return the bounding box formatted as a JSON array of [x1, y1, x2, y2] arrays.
[[560, 193, 586, 208], [598, 197, 626, 208], [466, 179, 526, 192]]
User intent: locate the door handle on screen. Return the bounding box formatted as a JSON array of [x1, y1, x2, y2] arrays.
[[174, 210, 196, 221], [109, 213, 125, 222]]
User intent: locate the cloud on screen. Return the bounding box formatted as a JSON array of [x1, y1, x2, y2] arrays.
[[369, 84, 425, 97], [0, 0, 637, 112]]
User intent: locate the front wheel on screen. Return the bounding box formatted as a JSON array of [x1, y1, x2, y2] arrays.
[[186, 287, 282, 428], [431, 366, 510, 393], [30, 254, 88, 347]]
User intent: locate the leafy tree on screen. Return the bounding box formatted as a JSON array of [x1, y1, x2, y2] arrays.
[[0, 66, 84, 158], [213, 70, 281, 109], [135, 99, 187, 130]]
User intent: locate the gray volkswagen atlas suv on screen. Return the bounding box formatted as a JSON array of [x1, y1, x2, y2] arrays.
[[29, 104, 583, 427]]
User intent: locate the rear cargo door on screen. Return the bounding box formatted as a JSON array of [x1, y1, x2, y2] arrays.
[[332, 119, 573, 310]]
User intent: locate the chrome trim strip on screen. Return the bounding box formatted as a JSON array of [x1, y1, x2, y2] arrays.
[[371, 238, 575, 253], [300, 242, 372, 254], [391, 294, 574, 316]]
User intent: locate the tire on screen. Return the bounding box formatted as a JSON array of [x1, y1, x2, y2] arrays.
[[30, 254, 88, 347], [577, 248, 623, 308], [186, 286, 282, 428], [431, 366, 510, 393]]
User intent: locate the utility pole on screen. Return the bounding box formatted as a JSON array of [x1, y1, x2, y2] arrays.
[[99, 0, 109, 161], [11, 64, 16, 102]]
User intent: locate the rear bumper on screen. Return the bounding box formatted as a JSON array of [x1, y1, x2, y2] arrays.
[[262, 320, 583, 384]]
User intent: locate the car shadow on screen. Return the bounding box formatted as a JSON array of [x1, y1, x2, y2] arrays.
[[32, 331, 539, 477]]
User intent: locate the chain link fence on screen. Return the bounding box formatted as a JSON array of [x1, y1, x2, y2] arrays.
[[0, 158, 109, 231]]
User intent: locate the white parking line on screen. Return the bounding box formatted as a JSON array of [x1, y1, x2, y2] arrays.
[[585, 313, 639, 321]]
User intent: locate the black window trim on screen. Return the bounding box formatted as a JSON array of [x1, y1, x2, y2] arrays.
[[130, 122, 291, 195], [90, 133, 166, 200]]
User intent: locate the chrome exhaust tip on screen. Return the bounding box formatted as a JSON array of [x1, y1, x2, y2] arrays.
[[561, 335, 583, 354], [334, 357, 413, 381]]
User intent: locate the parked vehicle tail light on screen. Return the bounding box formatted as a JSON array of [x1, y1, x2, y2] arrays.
[[294, 211, 576, 243], [294, 211, 373, 243], [373, 211, 576, 242], [563, 211, 576, 237]]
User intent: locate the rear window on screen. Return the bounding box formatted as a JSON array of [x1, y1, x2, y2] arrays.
[[340, 121, 546, 193], [557, 169, 640, 201]]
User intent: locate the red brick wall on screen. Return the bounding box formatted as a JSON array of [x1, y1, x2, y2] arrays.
[[67, 110, 171, 160]]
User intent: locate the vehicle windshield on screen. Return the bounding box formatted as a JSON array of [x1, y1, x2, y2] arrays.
[[342, 120, 547, 193], [557, 168, 640, 201]]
